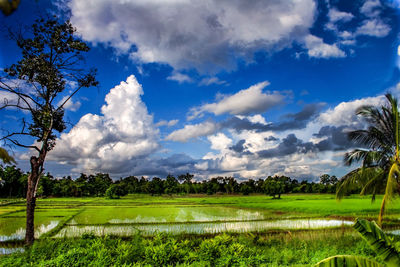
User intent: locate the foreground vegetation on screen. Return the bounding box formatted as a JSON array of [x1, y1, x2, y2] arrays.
[[0, 230, 382, 267], [2, 194, 400, 266]]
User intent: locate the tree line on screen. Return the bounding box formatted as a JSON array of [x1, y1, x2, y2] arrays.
[[0, 165, 344, 199]]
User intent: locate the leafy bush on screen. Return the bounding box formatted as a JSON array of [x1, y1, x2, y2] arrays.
[[0, 231, 383, 267]]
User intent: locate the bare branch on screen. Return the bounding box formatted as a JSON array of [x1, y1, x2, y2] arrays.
[[56, 85, 84, 111], [6, 138, 40, 152]]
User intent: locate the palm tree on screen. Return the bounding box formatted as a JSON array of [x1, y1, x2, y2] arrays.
[[336, 94, 400, 225]]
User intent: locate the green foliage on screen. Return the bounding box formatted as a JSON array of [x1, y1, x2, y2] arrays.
[[105, 184, 127, 199], [0, 231, 377, 266], [353, 219, 400, 266], [338, 94, 400, 224], [0, 148, 15, 165], [263, 178, 284, 198], [315, 255, 383, 267], [315, 219, 400, 267], [2, 17, 98, 152], [0, 165, 26, 197]]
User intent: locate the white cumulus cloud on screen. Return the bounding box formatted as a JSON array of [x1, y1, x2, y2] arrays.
[[155, 119, 179, 127], [165, 121, 219, 142], [49, 75, 159, 174], [356, 19, 391, 37], [304, 35, 346, 58], [188, 81, 285, 119], [167, 72, 193, 84], [68, 0, 316, 73], [317, 95, 385, 127], [57, 96, 81, 111], [328, 8, 354, 23]]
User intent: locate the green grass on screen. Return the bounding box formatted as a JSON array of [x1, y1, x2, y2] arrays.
[[0, 229, 383, 266], [0, 193, 399, 240], [1, 194, 398, 266]]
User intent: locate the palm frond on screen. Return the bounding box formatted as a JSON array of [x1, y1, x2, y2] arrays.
[[378, 163, 400, 225], [336, 167, 380, 200], [354, 218, 400, 266], [0, 147, 16, 165], [314, 255, 383, 267]]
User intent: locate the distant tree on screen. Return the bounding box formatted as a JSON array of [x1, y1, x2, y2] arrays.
[[38, 172, 54, 197], [224, 177, 238, 194], [330, 175, 338, 184], [263, 178, 284, 199], [0, 165, 23, 197], [240, 183, 252, 195], [164, 174, 178, 195], [146, 177, 164, 196], [88, 173, 112, 196], [178, 173, 193, 194], [105, 184, 127, 199], [0, 17, 98, 244], [121, 176, 141, 194], [319, 174, 331, 185]]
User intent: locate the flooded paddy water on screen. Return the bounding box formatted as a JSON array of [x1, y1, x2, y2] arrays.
[[5, 195, 386, 256], [56, 218, 352, 237], [0, 203, 354, 242]]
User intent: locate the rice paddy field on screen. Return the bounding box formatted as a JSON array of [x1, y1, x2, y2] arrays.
[[1, 194, 400, 266]]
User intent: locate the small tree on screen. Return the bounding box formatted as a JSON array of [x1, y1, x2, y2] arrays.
[[164, 174, 178, 195], [319, 174, 331, 185], [0, 17, 98, 245], [263, 179, 284, 199]]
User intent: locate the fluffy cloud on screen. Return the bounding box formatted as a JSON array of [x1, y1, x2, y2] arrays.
[[356, 0, 391, 38], [57, 96, 81, 111], [208, 133, 232, 151], [360, 0, 382, 17], [317, 95, 385, 127], [188, 81, 285, 119], [187, 93, 389, 179], [155, 119, 179, 127], [328, 8, 354, 23], [68, 0, 316, 73], [303, 35, 346, 58], [49, 75, 159, 174], [324, 0, 391, 47], [167, 102, 323, 143], [165, 121, 219, 142], [199, 77, 226, 86], [167, 72, 193, 84], [355, 19, 391, 37]]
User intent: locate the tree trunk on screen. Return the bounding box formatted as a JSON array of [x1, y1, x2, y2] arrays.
[[25, 155, 41, 245]]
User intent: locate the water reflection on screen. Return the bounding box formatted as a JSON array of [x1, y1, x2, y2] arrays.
[[0, 221, 59, 241], [0, 247, 24, 255], [82, 206, 268, 224], [56, 219, 352, 238]]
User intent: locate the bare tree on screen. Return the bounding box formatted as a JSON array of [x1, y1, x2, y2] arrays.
[[0, 17, 98, 245]]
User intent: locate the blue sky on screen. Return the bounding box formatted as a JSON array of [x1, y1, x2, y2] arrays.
[[1, 0, 400, 181]]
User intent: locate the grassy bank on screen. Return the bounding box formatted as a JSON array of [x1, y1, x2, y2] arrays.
[[0, 230, 382, 266]]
